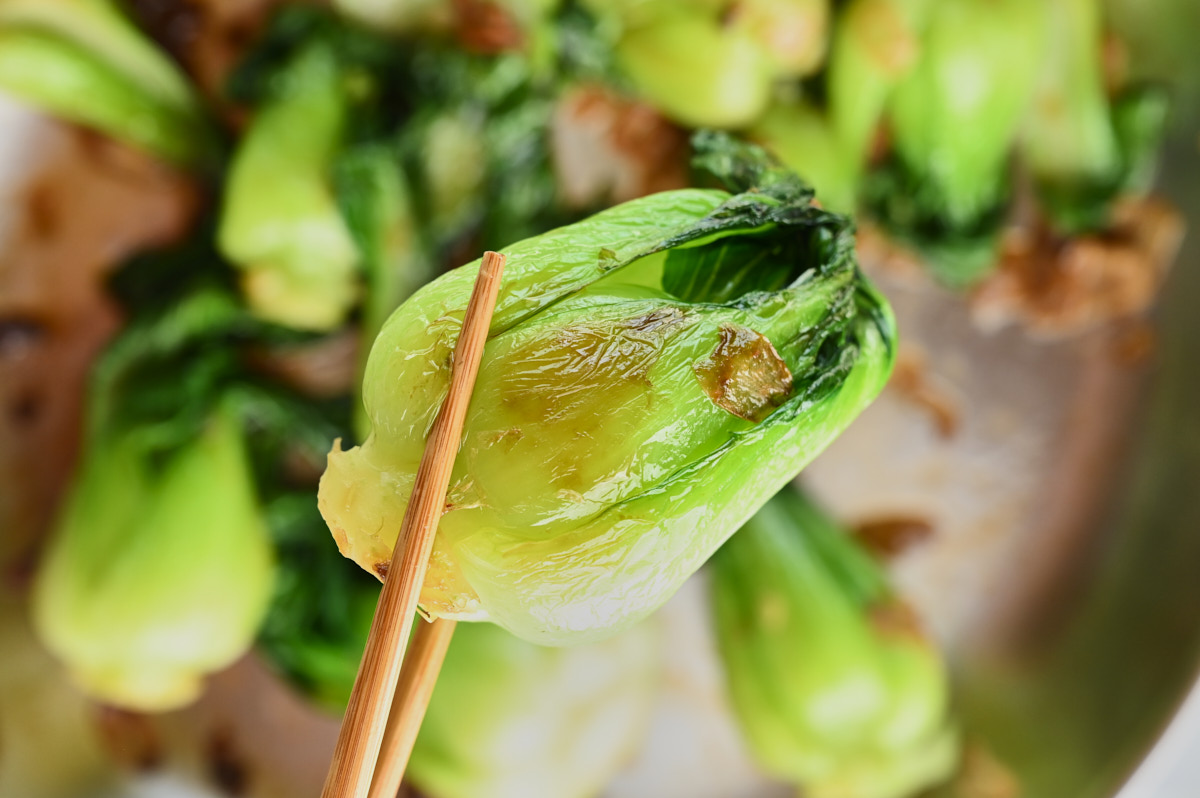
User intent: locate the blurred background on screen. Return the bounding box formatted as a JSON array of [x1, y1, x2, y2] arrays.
[[1, 1, 1199, 797]]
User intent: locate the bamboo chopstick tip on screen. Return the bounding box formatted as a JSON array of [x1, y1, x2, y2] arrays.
[[481, 250, 506, 275]]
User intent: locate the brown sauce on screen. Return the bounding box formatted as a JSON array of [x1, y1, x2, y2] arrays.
[[552, 85, 690, 210], [0, 125, 197, 579], [971, 195, 1184, 337], [853, 516, 936, 559], [128, 0, 289, 105], [887, 347, 961, 439]]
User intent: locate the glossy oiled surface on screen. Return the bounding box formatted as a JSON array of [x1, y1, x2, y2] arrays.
[[319, 183, 894, 646]]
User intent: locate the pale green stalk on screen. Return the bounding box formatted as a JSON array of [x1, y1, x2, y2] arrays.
[[711, 487, 958, 798], [887, 0, 1048, 228], [616, 11, 774, 128], [410, 621, 658, 798], [827, 0, 935, 186], [1022, 0, 1118, 192], [33, 405, 274, 711], [218, 42, 361, 332]]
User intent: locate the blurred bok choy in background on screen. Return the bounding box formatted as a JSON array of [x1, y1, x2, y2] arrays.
[[0, 0, 216, 166], [712, 486, 958, 798], [410, 620, 659, 798]]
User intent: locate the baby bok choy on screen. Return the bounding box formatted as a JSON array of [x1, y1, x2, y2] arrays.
[[217, 35, 362, 332], [318, 133, 896, 645], [1019, 0, 1169, 234], [34, 404, 274, 711], [868, 0, 1047, 286], [32, 286, 276, 710], [410, 620, 658, 798], [711, 487, 958, 798]]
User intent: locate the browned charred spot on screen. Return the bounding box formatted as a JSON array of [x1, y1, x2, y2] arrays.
[[330, 524, 350, 554], [72, 127, 113, 163], [207, 729, 249, 795], [887, 349, 960, 438], [444, 476, 480, 515], [95, 706, 163, 771], [452, 0, 525, 54], [126, 0, 204, 67], [129, 0, 282, 106], [607, 106, 689, 195], [1110, 321, 1158, 367], [485, 427, 524, 449], [970, 196, 1183, 338], [626, 308, 687, 334], [222, 20, 258, 52], [373, 560, 390, 580], [194, 2, 282, 103], [868, 600, 925, 641], [74, 130, 159, 182], [693, 325, 792, 423]]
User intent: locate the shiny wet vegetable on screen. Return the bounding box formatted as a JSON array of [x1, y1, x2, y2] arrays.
[[319, 134, 896, 644]]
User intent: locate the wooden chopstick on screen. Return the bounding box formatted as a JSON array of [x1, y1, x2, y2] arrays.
[[320, 251, 505, 798], [368, 617, 458, 798]]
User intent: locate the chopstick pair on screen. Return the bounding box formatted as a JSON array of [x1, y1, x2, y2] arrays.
[[320, 251, 506, 798]]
